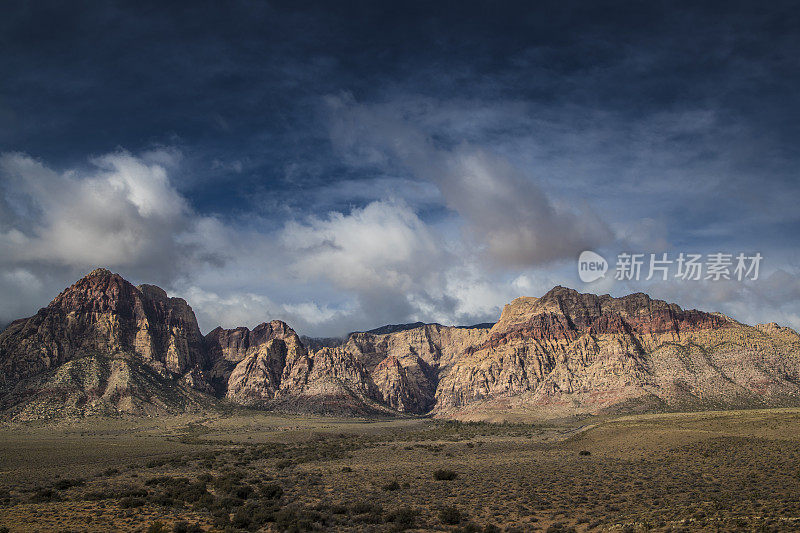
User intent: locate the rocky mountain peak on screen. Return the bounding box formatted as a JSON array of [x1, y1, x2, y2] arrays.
[[2, 270, 800, 420], [0, 269, 209, 398], [138, 284, 169, 301], [204, 320, 298, 364], [49, 268, 139, 317], [86, 267, 113, 278], [491, 286, 724, 340]]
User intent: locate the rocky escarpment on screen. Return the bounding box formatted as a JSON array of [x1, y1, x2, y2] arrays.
[[203, 320, 489, 414], [341, 324, 490, 412], [0, 269, 211, 386], [434, 286, 800, 417], [489, 287, 728, 339], [206, 322, 389, 414], [204, 321, 309, 397], [0, 269, 214, 417], [1, 271, 799, 420]]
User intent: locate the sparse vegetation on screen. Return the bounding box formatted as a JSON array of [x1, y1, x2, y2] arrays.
[[381, 480, 401, 491], [433, 468, 458, 480], [439, 505, 463, 525], [386, 506, 416, 529], [2, 409, 800, 531], [119, 496, 146, 508]]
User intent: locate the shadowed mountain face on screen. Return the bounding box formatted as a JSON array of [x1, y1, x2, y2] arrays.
[[1, 271, 799, 420], [0, 269, 214, 418]]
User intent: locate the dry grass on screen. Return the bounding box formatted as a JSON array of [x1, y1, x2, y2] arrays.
[[1, 408, 800, 531]]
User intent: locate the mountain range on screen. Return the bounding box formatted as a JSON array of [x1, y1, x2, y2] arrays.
[[0, 268, 799, 420]]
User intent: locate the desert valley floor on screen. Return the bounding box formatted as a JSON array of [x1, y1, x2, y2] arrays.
[[2, 408, 800, 532]]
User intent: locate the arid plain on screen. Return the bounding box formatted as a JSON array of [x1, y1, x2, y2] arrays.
[[2, 407, 800, 532]]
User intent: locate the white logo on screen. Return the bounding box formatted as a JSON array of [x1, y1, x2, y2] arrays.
[[578, 250, 608, 283]]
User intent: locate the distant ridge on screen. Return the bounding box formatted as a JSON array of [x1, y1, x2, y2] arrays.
[[2, 269, 800, 420], [362, 322, 437, 335], [299, 335, 345, 353], [359, 321, 494, 336], [456, 322, 494, 329]]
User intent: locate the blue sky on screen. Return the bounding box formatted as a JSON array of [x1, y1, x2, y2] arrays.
[[1, 1, 799, 336]]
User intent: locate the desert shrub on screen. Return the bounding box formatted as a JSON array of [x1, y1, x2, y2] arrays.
[[341, 466, 352, 472], [276, 459, 294, 469], [439, 506, 463, 525], [162, 480, 209, 504], [84, 489, 113, 501], [329, 503, 348, 514], [101, 468, 120, 477], [275, 507, 325, 531], [54, 478, 85, 490], [30, 488, 60, 502], [233, 500, 281, 530], [433, 469, 458, 481], [172, 521, 202, 533], [483, 524, 501, 533], [546, 523, 576, 533], [119, 496, 146, 508], [386, 506, 415, 530], [213, 495, 244, 513], [352, 501, 383, 523], [259, 482, 283, 500], [145, 475, 175, 486], [382, 480, 401, 491], [119, 488, 148, 498], [146, 522, 165, 533]]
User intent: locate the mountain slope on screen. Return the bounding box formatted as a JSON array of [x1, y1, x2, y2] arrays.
[[0, 269, 214, 418], [433, 287, 800, 417], [1, 270, 799, 420], [0, 352, 214, 420]]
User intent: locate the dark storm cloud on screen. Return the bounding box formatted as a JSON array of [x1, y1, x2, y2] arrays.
[[323, 95, 614, 266], [2, 1, 800, 334]]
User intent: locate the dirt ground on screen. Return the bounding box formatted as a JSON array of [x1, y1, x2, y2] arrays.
[[1, 407, 800, 532]]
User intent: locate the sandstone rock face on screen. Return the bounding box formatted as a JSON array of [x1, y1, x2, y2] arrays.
[[2, 270, 800, 420], [208, 321, 311, 403], [212, 325, 387, 413], [433, 286, 800, 417], [205, 321, 309, 397], [371, 355, 433, 413], [0, 269, 213, 418], [341, 324, 490, 412], [301, 347, 381, 403], [0, 269, 208, 389]]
